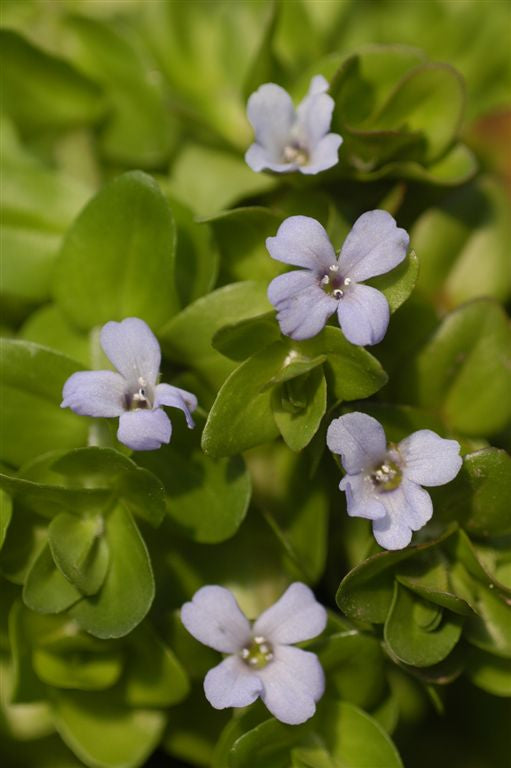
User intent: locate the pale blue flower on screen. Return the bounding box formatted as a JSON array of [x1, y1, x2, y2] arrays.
[[61, 317, 197, 451], [181, 582, 327, 725], [245, 75, 343, 175], [327, 412, 463, 550], [266, 210, 409, 345]]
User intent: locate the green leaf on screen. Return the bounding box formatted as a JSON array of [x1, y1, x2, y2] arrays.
[[63, 15, 174, 167], [250, 446, 329, 583], [228, 717, 309, 768], [412, 178, 510, 307], [434, 448, 511, 537], [272, 368, 327, 452], [299, 327, 388, 403], [160, 281, 272, 389], [367, 248, 419, 313], [0, 505, 47, 585], [360, 143, 477, 186], [53, 447, 166, 528], [201, 207, 284, 284], [369, 62, 465, 162], [1, 227, 61, 307], [332, 47, 464, 170], [464, 582, 511, 659], [212, 313, 281, 362], [33, 635, 123, 691], [465, 647, 511, 697], [136, 418, 251, 543], [23, 544, 82, 614], [384, 583, 463, 667], [0, 29, 104, 133], [49, 688, 165, 768], [321, 701, 403, 767], [292, 746, 337, 768], [19, 305, 90, 367], [163, 688, 231, 767], [0, 472, 110, 520], [70, 506, 154, 639], [122, 622, 189, 707], [53, 171, 178, 331], [316, 629, 386, 710], [336, 527, 457, 623], [142, 0, 275, 147], [8, 601, 47, 703], [166, 144, 277, 217], [170, 194, 219, 307], [398, 299, 511, 436], [203, 341, 319, 458], [0, 489, 13, 551], [1, 115, 91, 233], [332, 45, 426, 129], [0, 339, 87, 466], [48, 513, 109, 596], [229, 701, 403, 768]]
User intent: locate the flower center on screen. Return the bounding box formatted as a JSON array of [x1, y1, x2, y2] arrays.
[[127, 377, 152, 410], [282, 142, 309, 166], [371, 459, 402, 492], [240, 636, 274, 669], [320, 264, 352, 300]]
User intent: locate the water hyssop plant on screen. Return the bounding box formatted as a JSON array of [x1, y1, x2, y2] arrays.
[[1, 2, 510, 768]]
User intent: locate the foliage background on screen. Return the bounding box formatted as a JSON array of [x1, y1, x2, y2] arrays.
[[1, 1, 510, 767]]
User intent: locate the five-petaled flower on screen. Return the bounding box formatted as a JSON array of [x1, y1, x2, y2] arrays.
[[266, 210, 409, 345], [180, 582, 327, 725], [245, 75, 343, 175], [327, 412, 462, 550], [61, 317, 197, 451]]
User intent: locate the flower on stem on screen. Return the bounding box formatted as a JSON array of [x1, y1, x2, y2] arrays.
[[245, 75, 343, 175], [327, 412, 462, 550], [180, 582, 327, 725], [266, 210, 409, 345], [61, 317, 197, 451]]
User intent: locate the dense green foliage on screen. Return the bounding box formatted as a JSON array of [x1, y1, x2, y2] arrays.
[[1, 1, 510, 767]]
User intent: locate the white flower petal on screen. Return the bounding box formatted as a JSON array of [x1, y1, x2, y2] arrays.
[[268, 269, 337, 341], [302, 133, 343, 175], [245, 143, 295, 174], [180, 586, 251, 654], [259, 646, 324, 725], [274, 284, 337, 340], [340, 474, 386, 520], [117, 408, 171, 451], [100, 318, 161, 388], [267, 269, 318, 306], [296, 91, 335, 149], [266, 216, 337, 271], [372, 513, 413, 551], [372, 479, 433, 550], [398, 430, 462, 486], [337, 283, 390, 346], [204, 656, 263, 710], [253, 582, 326, 644], [154, 383, 197, 429], [338, 210, 409, 282], [327, 412, 387, 474], [61, 371, 126, 417], [306, 75, 330, 97], [247, 83, 296, 160]]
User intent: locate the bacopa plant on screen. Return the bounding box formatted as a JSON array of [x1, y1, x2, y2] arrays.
[[1, 2, 510, 768]]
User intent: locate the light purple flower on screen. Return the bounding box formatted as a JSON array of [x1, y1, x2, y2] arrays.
[[61, 317, 197, 451], [327, 412, 462, 550], [245, 75, 343, 175], [181, 582, 327, 725], [266, 210, 410, 345]]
